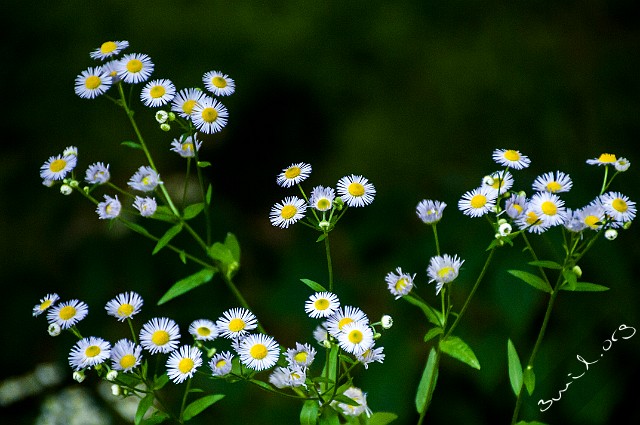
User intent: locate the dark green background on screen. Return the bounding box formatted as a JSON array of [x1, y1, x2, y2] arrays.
[[2, 1, 639, 424]]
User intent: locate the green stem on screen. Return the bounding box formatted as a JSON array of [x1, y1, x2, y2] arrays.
[[431, 224, 441, 256], [179, 378, 192, 423], [324, 234, 334, 291]]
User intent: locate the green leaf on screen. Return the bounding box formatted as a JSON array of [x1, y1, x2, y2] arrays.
[[140, 412, 169, 425], [183, 203, 205, 220], [560, 281, 609, 292], [368, 412, 399, 425], [122, 140, 143, 150], [157, 268, 216, 305], [152, 223, 183, 255], [209, 242, 234, 264], [300, 278, 328, 292], [423, 327, 444, 343], [507, 270, 552, 293], [197, 161, 212, 168], [528, 260, 563, 270], [316, 233, 328, 242], [300, 399, 320, 425], [182, 394, 225, 421], [318, 406, 340, 425], [440, 336, 480, 370], [120, 220, 152, 238], [153, 373, 169, 390], [507, 339, 523, 397], [135, 393, 155, 425], [415, 347, 438, 413], [249, 379, 273, 391], [403, 294, 443, 327], [333, 394, 359, 406], [523, 366, 536, 395], [150, 206, 178, 223], [224, 232, 241, 262], [205, 183, 213, 206], [562, 269, 577, 290]]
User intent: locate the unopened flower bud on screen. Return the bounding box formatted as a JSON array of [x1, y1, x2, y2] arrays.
[[168, 112, 176, 121], [160, 123, 171, 132], [499, 222, 512, 237], [605, 229, 618, 240], [572, 265, 582, 278], [155, 110, 169, 124], [483, 176, 495, 186], [623, 221, 632, 230], [73, 371, 85, 383], [60, 184, 73, 195], [319, 220, 330, 230], [322, 339, 332, 349], [106, 370, 118, 381], [111, 384, 121, 396], [48, 323, 61, 337], [381, 315, 393, 329]]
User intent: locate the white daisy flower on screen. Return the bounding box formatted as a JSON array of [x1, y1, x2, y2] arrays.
[[355, 346, 385, 369], [139, 317, 181, 354], [69, 337, 111, 371], [505, 193, 527, 219], [128, 166, 161, 192], [492, 149, 531, 170], [269, 196, 307, 228], [337, 174, 376, 207], [117, 53, 155, 84], [529, 192, 567, 227], [334, 387, 372, 418], [170, 134, 202, 158], [32, 293, 60, 317], [62, 146, 78, 157], [140, 79, 176, 107], [313, 324, 329, 346], [202, 70, 235, 96], [74, 66, 113, 99], [216, 308, 258, 339], [600, 191, 636, 223], [276, 162, 312, 188], [191, 96, 228, 134], [189, 319, 219, 341], [166, 345, 203, 384], [532, 171, 573, 193], [133, 196, 157, 217], [416, 199, 446, 224], [385, 267, 415, 299], [102, 59, 123, 83], [105, 292, 143, 322], [305, 292, 340, 319], [85, 162, 110, 184], [615, 157, 630, 172], [237, 333, 280, 371], [171, 88, 206, 118], [110, 339, 143, 372], [427, 254, 464, 295], [96, 194, 121, 219], [326, 306, 369, 338], [575, 203, 606, 231], [458, 186, 497, 218], [516, 209, 550, 234], [285, 342, 317, 368], [90, 40, 129, 61], [209, 351, 234, 377], [269, 365, 307, 389], [40, 154, 77, 181], [481, 170, 514, 197], [309, 186, 336, 211], [47, 299, 89, 329], [338, 321, 374, 355], [586, 153, 617, 166]]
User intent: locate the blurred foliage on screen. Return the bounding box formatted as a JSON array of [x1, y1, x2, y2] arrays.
[[2, 1, 639, 424]]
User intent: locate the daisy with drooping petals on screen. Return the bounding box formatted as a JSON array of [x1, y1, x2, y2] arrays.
[[191, 96, 228, 134], [85, 162, 110, 185], [140, 79, 176, 107], [32, 293, 60, 317], [47, 299, 89, 329], [171, 88, 206, 118], [128, 166, 161, 192], [427, 254, 464, 295], [203, 70, 236, 96], [166, 345, 203, 384], [326, 306, 369, 338], [209, 351, 234, 377], [313, 324, 329, 345], [96, 194, 121, 219], [492, 149, 531, 170], [338, 321, 374, 355], [356, 345, 386, 369], [285, 342, 317, 368], [586, 153, 617, 166], [276, 162, 312, 188], [505, 193, 527, 219], [139, 317, 181, 354], [74, 67, 113, 99], [170, 134, 202, 158], [335, 387, 372, 418], [416, 199, 447, 224], [482, 170, 513, 197], [529, 192, 567, 227], [600, 191, 636, 223], [69, 337, 111, 371], [40, 154, 77, 181], [458, 186, 497, 218], [270, 196, 307, 228], [189, 319, 218, 341], [532, 171, 573, 194], [516, 209, 550, 234], [615, 157, 630, 172], [133, 196, 157, 217], [102, 59, 123, 83], [305, 292, 340, 319], [237, 333, 280, 371], [105, 292, 143, 322], [337, 175, 376, 207], [575, 203, 607, 231], [269, 365, 307, 389], [309, 186, 336, 212], [90, 41, 129, 61], [385, 267, 415, 299], [216, 308, 258, 339], [110, 339, 143, 372], [117, 53, 154, 84]]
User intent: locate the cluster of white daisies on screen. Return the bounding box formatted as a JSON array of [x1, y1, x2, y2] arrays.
[[269, 162, 376, 229]]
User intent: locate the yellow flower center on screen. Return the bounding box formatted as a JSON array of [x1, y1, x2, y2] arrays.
[[317, 199, 331, 210], [504, 150, 521, 161], [197, 327, 211, 336], [526, 211, 540, 225], [513, 204, 523, 214], [598, 153, 617, 163], [280, 205, 297, 220], [470, 194, 487, 209], [348, 329, 363, 344], [182, 99, 197, 114], [438, 266, 454, 279], [215, 359, 227, 368], [584, 215, 600, 229], [546, 181, 562, 192], [178, 358, 194, 374], [285, 167, 301, 179], [126, 59, 143, 73], [212, 76, 227, 88], [491, 179, 505, 190], [85, 345, 101, 358], [541, 201, 557, 216], [150, 85, 166, 99], [348, 182, 365, 197], [120, 354, 136, 369], [395, 278, 408, 292], [59, 305, 76, 320], [151, 330, 170, 346], [39, 300, 53, 311], [294, 352, 308, 363], [338, 317, 353, 330], [612, 198, 628, 213], [182, 143, 194, 153], [50, 159, 67, 173], [228, 318, 245, 332], [142, 176, 152, 186], [202, 107, 218, 123], [100, 41, 117, 54], [314, 298, 330, 310], [117, 304, 134, 317], [250, 344, 268, 360], [85, 75, 102, 90]]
